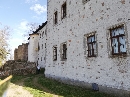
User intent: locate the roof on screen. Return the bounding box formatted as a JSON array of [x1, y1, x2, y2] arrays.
[[28, 21, 47, 40], [33, 21, 47, 34]]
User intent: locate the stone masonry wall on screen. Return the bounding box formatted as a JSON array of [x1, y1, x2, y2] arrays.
[[14, 43, 28, 61], [0, 60, 36, 78], [46, 0, 130, 95]]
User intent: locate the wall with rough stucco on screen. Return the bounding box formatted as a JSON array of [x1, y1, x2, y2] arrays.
[[28, 33, 39, 62], [37, 25, 47, 68], [45, 0, 130, 93]]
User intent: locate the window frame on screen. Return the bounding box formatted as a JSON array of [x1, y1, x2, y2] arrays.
[[54, 11, 58, 24], [42, 44, 43, 49], [83, 32, 97, 58], [60, 42, 67, 60], [62, 43, 67, 59], [61, 2, 67, 19], [53, 46, 57, 61], [110, 25, 126, 55], [87, 35, 96, 57]]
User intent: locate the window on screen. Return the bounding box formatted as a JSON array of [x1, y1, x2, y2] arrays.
[[45, 43, 46, 48], [61, 2, 66, 19], [42, 44, 43, 49], [54, 11, 58, 24], [53, 46, 57, 61], [110, 25, 126, 55], [61, 42, 67, 60], [40, 34, 41, 38], [41, 57, 42, 61], [87, 34, 96, 57], [42, 31, 44, 37], [82, 0, 90, 4], [38, 43, 40, 51], [45, 29, 47, 36]]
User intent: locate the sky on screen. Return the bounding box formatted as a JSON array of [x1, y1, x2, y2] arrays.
[[0, 0, 47, 57]]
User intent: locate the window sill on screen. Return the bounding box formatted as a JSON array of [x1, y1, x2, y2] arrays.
[[110, 53, 127, 58], [53, 23, 58, 26], [61, 58, 67, 61], [61, 16, 67, 20], [53, 59, 57, 61]]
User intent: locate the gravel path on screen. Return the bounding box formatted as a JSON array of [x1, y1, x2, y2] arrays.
[[4, 74, 59, 97], [6, 83, 33, 97]]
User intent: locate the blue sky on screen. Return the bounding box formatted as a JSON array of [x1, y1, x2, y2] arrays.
[[0, 0, 47, 56]]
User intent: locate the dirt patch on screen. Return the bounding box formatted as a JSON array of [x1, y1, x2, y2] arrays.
[[6, 83, 33, 97]]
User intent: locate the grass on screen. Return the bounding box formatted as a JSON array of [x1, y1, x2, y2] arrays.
[[38, 76, 115, 97], [10, 72, 116, 97], [11, 75, 24, 83]]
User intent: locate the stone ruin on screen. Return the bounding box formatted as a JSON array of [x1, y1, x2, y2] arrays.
[[0, 60, 36, 78]]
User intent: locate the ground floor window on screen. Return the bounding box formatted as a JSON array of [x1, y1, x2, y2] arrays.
[[53, 46, 57, 61], [110, 25, 126, 55], [60, 42, 67, 60]]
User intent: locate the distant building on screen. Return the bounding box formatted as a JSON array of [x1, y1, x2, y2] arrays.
[[14, 43, 28, 61], [28, 21, 47, 68], [28, 33, 39, 62]]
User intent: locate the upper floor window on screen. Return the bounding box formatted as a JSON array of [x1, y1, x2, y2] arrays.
[[110, 25, 126, 55], [54, 11, 58, 24], [42, 31, 44, 37], [40, 34, 41, 38], [53, 46, 57, 61], [42, 44, 43, 49], [45, 43, 46, 48], [87, 34, 97, 57], [38, 43, 40, 51], [61, 2, 66, 19]]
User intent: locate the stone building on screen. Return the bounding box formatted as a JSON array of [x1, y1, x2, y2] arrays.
[[27, 0, 130, 96], [28, 21, 47, 68], [14, 43, 28, 61], [44, 0, 130, 96], [37, 22, 47, 68]]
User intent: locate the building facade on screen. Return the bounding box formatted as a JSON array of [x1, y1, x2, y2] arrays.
[[28, 22, 47, 68], [37, 22, 47, 68], [28, 33, 39, 62], [44, 0, 130, 95]]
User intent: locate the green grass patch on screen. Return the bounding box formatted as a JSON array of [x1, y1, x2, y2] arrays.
[[24, 76, 56, 97], [11, 74, 116, 97], [11, 75, 24, 83], [37, 76, 115, 97]]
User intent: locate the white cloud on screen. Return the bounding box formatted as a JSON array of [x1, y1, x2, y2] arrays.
[[18, 20, 29, 31], [30, 4, 47, 15], [25, 0, 38, 3], [32, 15, 46, 21]]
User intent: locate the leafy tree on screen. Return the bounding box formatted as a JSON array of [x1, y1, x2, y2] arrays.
[[0, 24, 11, 66]]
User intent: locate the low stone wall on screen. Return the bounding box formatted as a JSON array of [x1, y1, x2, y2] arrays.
[[0, 60, 36, 78]]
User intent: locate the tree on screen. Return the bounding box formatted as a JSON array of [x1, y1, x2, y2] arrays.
[[23, 22, 39, 42], [0, 24, 11, 66]]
